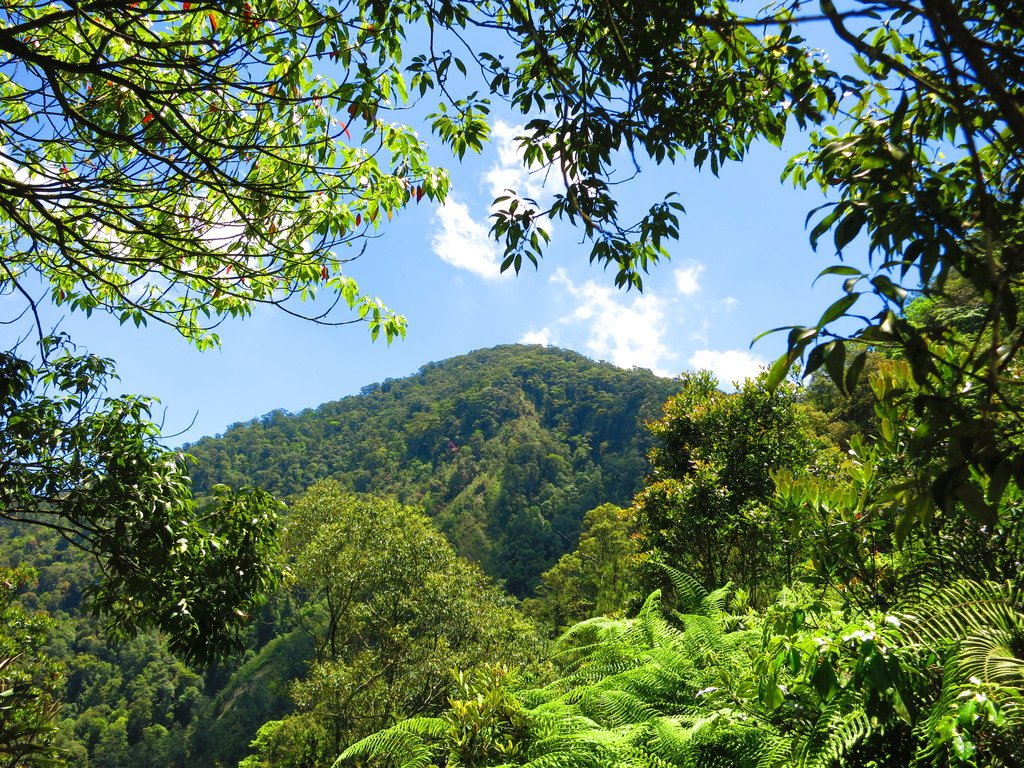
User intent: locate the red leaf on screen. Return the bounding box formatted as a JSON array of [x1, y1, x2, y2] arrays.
[[183, 1, 191, 9], [348, 103, 359, 118], [341, 122, 351, 140], [142, 113, 154, 125], [416, 186, 424, 203], [321, 266, 329, 280], [209, 13, 217, 31], [355, 213, 362, 227]]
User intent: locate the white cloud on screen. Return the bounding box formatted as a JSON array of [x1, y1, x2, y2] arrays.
[[688, 349, 766, 387], [551, 268, 673, 375], [430, 198, 507, 280], [689, 319, 710, 345], [674, 262, 704, 296], [485, 121, 547, 200], [520, 328, 553, 345], [721, 296, 739, 311]]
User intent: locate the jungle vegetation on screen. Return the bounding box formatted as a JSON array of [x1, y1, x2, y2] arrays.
[[2, 0, 1023, 766]]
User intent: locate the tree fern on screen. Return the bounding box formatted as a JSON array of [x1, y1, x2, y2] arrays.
[[795, 699, 875, 768], [337, 726, 439, 768], [336, 575, 1024, 768], [900, 580, 1024, 761], [899, 580, 1023, 646]]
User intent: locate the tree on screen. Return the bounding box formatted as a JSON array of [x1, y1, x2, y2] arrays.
[[525, 503, 642, 632], [345, 577, 1024, 768], [633, 371, 827, 595], [0, 568, 63, 768], [0, 336, 280, 662], [249, 481, 540, 765], [776, 356, 1024, 606], [6, 0, 1024, 519], [0, 3, 454, 760], [455, 0, 1024, 515]]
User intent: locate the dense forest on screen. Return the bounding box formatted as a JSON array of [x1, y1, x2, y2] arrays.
[[3, 0, 1024, 767], [11, 303, 1024, 767], [0, 346, 678, 767], [185, 345, 679, 594]]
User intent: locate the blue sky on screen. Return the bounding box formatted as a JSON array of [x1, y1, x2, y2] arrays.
[[1, 28, 868, 446]]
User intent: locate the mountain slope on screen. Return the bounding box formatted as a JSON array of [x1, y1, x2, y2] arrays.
[[187, 345, 679, 594]]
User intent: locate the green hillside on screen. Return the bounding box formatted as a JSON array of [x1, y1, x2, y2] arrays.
[[187, 344, 679, 595]]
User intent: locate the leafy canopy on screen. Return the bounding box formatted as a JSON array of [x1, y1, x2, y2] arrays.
[[240, 481, 541, 765], [0, 0, 451, 346], [0, 336, 280, 663]]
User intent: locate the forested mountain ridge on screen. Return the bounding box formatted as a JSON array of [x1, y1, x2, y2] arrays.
[[186, 344, 679, 594]]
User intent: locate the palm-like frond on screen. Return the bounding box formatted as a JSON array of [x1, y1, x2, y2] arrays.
[[337, 577, 1024, 768], [959, 629, 1024, 690], [337, 724, 440, 768], [795, 697, 874, 768], [899, 580, 1023, 646]]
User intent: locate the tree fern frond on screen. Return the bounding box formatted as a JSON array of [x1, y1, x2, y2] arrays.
[[638, 646, 698, 682], [691, 722, 771, 768], [646, 712, 769, 768], [796, 697, 875, 768], [336, 727, 433, 768], [755, 734, 794, 768], [704, 584, 733, 616], [575, 688, 660, 728], [634, 591, 670, 646], [648, 564, 710, 614], [675, 614, 724, 663], [556, 615, 634, 659], [523, 732, 623, 768], [647, 714, 706, 764], [389, 717, 448, 738], [632, 753, 678, 768], [558, 655, 649, 691], [603, 651, 698, 711], [525, 709, 603, 737], [900, 580, 1023, 646], [958, 628, 1024, 688]]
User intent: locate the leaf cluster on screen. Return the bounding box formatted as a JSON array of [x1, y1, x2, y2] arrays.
[[0, 335, 281, 663]]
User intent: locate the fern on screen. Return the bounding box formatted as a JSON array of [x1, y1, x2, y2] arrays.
[[337, 726, 437, 768], [959, 628, 1024, 689], [338, 577, 1024, 768], [755, 734, 794, 768], [899, 580, 1023, 646], [573, 688, 659, 728], [797, 704, 874, 768]]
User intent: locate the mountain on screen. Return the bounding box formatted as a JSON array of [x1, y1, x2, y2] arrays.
[[186, 344, 679, 595]]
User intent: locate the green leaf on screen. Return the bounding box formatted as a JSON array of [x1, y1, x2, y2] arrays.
[[811, 659, 839, 700], [824, 340, 847, 391], [845, 350, 867, 395], [834, 206, 867, 251], [766, 352, 795, 390], [816, 293, 859, 328], [816, 264, 864, 280]]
